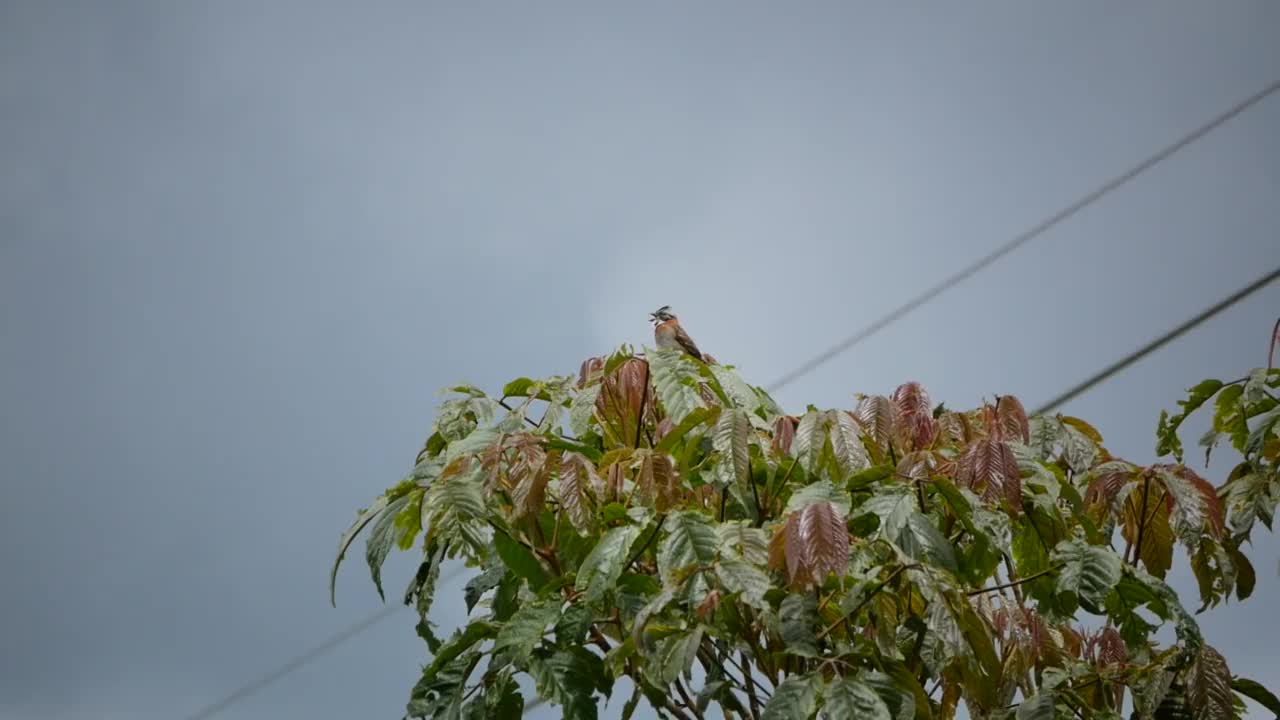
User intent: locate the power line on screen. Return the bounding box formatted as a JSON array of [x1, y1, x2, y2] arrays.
[[1032, 265, 1280, 416], [764, 78, 1280, 394], [187, 78, 1280, 720], [183, 569, 462, 720]]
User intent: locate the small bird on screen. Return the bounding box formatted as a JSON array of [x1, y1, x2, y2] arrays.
[[650, 305, 704, 361]]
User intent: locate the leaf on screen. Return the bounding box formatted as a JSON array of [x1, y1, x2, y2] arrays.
[[823, 677, 893, 720], [829, 410, 872, 479], [649, 625, 704, 684], [365, 492, 417, 601], [762, 673, 820, 720], [1015, 690, 1054, 720], [647, 347, 707, 425], [1231, 677, 1280, 717], [657, 511, 719, 587], [558, 453, 598, 535], [1151, 464, 1225, 545], [1246, 406, 1280, 456], [406, 649, 480, 718], [655, 406, 715, 454], [770, 501, 851, 589], [785, 480, 852, 516], [423, 621, 498, 680], [958, 435, 1022, 513], [716, 520, 770, 565], [862, 671, 918, 720], [493, 601, 560, 663], [575, 525, 643, 603], [331, 493, 392, 607], [1185, 645, 1233, 720], [892, 382, 936, 449], [996, 395, 1031, 444], [463, 565, 505, 613], [493, 529, 550, 591], [1052, 535, 1121, 614], [713, 407, 752, 488], [569, 385, 600, 437], [898, 512, 960, 576], [793, 410, 827, 476], [527, 649, 602, 720], [1157, 379, 1224, 461], [780, 593, 820, 656], [710, 364, 762, 411], [773, 415, 799, 456], [716, 556, 771, 609], [856, 395, 900, 453], [1121, 480, 1174, 580]]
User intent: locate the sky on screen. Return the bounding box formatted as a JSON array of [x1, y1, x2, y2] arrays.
[[1, 2, 1278, 718]]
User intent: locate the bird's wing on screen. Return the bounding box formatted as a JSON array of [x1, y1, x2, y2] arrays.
[[673, 325, 703, 361]]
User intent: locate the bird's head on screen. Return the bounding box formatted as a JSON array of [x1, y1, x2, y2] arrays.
[[649, 305, 676, 325]]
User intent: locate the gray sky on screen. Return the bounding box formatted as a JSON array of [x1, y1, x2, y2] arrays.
[[1, 2, 1278, 718]]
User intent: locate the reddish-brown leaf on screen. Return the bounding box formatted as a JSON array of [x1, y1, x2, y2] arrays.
[[1084, 626, 1127, 669], [892, 381, 936, 449], [959, 437, 1022, 513], [772, 415, 798, 456], [996, 395, 1031, 444], [696, 589, 720, 620], [1186, 645, 1233, 720], [770, 501, 850, 589], [512, 450, 555, 518], [558, 452, 599, 534], [1084, 460, 1139, 513], [595, 357, 652, 447], [1152, 463, 1225, 538], [577, 356, 605, 388], [854, 395, 899, 452], [637, 451, 678, 511], [654, 417, 675, 445]]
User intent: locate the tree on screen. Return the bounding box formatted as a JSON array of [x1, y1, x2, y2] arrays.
[[331, 345, 1280, 720]]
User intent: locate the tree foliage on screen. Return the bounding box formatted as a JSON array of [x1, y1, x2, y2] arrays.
[[332, 345, 1280, 720]]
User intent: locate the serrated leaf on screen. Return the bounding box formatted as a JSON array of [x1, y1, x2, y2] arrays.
[[649, 625, 704, 685], [997, 395, 1031, 444], [862, 671, 918, 720], [527, 649, 601, 720], [1151, 464, 1225, 546], [570, 384, 601, 437], [780, 593, 820, 656], [406, 649, 480, 719], [657, 511, 719, 588], [714, 407, 752, 488], [716, 520, 770, 565], [785, 480, 852, 516], [959, 436, 1022, 513], [331, 493, 392, 607], [823, 677, 893, 719], [716, 556, 771, 609], [1157, 379, 1224, 461], [576, 525, 643, 603], [1186, 645, 1233, 720], [829, 410, 872, 479], [793, 410, 827, 476], [655, 406, 716, 454], [558, 453, 598, 535], [893, 382, 936, 449], [463, 565, 505, 612], [763, 673, 820, 720], [1121, 480, 1174, 580], [710, 364, 762, 411], [856, 395, 900, 453], [1015, 690, 1054, 720], [770, 501, 850, 589], [423, 621, 498, 680], [365, 492, 416, 601], [647, 347, 707, 425], [493, 529, 550, 591], [1052, 535, 1121, 614], [898, 511, 959, 576], [1246, 406, 1280, 456], [494, 601, 560, 663]]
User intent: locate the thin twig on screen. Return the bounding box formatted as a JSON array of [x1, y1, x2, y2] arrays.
[[675, 679, 705, 720], [1269, 317, 1279, 370], [816, 565, 908, 641], [636, 362, 651, 449], [624, 515, 666, 574], [967, 564, 1063, 596], [737, 651, 765, 718]]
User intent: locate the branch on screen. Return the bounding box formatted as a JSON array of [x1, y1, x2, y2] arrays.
[[624, 514, 666, 574], [816, 565, 907, 641], [498, 397, 539, 429], [636, 362, 651, 449], [967, 563, 1063, 596], [675, 679, 705, 720]]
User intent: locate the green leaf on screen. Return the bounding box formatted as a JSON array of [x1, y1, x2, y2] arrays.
[[828, 410, 871, 480], [556, 603, 593, 646], [493, 529, 550, 591], [823, 677, 892, 720], [785, 479, 852, 516], [647, 347, 707, 425], [1052, 534, 1121, 614], [1231, 677, 1280, 717], [575, 525, 643, 603], [713, 407, 752, 489], [527, 649, 601, 720], [779, 593, 820, 657], [762, 673, 820, 720], [657, 511, 719, 587], [407, 649, 481, 719], [710, 364, 763, 411], [716, 556, 771, 610], [484, 672, 525, 720], [569, 385, 600, 437], [463, 565, 505, 613], [898, 512, 959, 576], [331, 493, 392, 607], [654, 406, 716, 454], [493, 601, 560, 663], [1246, 406, 1280, 456], [861, 671, 917, 720], [423, 621, 498, 680], [620, 685, 642, 720], [715, 520, 770, 565], [1015, 690, 1054, 720], [648, 625, 704, 685], [365, 492, 416, 601], [1156, 379, 1224, 461], [793, 410, 827, 477]]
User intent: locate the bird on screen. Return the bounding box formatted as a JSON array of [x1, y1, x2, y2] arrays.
[[649, 305, 704, 361]]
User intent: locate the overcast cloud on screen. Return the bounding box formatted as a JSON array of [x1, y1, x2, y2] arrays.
[[2, 2, 1278, 718]]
